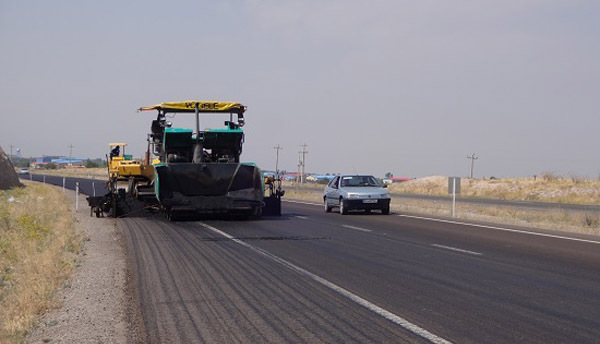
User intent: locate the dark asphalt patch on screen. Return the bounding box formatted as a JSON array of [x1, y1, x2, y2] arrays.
[[199, 236, 331, 242]]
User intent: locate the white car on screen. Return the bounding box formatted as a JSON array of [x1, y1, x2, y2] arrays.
[[18, 168, 29, 174], [323, 175, 391, 215]]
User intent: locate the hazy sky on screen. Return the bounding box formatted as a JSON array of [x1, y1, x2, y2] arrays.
[[1, 1, 599, 178]]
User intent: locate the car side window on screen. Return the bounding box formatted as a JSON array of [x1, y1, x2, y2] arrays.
[[330, 177, 339, 189]]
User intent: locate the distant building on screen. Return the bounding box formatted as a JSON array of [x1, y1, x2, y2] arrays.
[[51, 158, 85, 167], [33, 156, 85, 168], [283, 173, 299, 181]]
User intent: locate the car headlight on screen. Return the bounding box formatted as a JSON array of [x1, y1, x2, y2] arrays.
[[380, 193, 390, 198], [347, 193, 359, 199]]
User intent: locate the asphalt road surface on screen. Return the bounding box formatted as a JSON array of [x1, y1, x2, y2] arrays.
[[21, 175, 600, 343], [120, 200, 600, 344], [22, 173, 107, 196]]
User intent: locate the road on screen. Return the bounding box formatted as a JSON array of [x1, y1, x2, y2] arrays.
[[21, 173, 107, 196], [23, 174, 600, 212], [120, 200, 600, 344], [20, 175, 600, 342]]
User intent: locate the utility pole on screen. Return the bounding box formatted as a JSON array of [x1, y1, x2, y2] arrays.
[[297, 152, 302, 184], [9, 145, 14, 162], [68, 144, 75, 166], [467, 153, 478, 178], [298, 143, 308, 184], [273, 144, 283, 177]]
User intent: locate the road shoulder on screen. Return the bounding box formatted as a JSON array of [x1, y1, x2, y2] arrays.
[[26, 188, 134, 343]]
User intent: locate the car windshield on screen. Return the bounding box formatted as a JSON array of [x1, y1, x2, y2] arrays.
[[340, 176, 380, 187]]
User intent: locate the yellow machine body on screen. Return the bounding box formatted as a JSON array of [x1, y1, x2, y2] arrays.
[[108, 143, 147, 180]]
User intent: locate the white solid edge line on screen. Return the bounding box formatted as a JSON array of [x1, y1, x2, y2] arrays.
[[431, 244, 482, 256], [342, 224, 372, 232], [197, 221, 453, 344], [294, 215, 308, 219], [399, 214, 600, 245]]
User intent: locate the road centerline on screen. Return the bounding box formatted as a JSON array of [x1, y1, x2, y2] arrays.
[[341, 224, 372, 232], [431, 244, 482, 256], [196, 221, 453, 344]]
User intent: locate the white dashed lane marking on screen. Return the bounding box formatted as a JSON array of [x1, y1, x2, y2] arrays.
[[342, 225, 372, 233], [431, 244, 482, 256]]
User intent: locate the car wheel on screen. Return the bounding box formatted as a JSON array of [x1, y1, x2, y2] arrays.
[[381, 205, 390, 215], [340, 198, 348, 215], [324, 197, 332, 213]]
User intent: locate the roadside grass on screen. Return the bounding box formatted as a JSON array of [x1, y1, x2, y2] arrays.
[[0, 181, 82, 343], [283, 188, 600, 236], [33, 168, 107, 180], [391, 198, 600, 236], [386, 176, 600, 205]]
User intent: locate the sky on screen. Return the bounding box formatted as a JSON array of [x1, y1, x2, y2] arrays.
[[1, 0, 599, 178]]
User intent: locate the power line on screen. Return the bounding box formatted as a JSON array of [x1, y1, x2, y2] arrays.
[[467, 153, 478, 178]]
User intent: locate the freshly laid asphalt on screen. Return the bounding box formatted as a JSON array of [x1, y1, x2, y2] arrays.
[[22, 175, 600, 343], [121, 201, 600, 344]]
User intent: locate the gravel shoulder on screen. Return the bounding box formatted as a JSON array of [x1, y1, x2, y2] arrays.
[[25, 187, 141, 344]]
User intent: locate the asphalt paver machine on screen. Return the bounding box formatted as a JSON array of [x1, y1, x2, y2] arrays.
[[136, 101, 281, 220]]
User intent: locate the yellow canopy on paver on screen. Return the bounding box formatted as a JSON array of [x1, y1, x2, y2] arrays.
[[139, 101, 245, 114]]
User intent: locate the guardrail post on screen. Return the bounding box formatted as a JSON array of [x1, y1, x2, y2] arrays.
[[75, 182, 79, 211], [92, 182, 96, 197], [30, 174, 32, 181], [63, 177, 66, 192], [43, 175, 46, 184]]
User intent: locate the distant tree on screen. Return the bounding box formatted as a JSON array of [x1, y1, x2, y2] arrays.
[[6, 156, 32, 168], [385, 172, 393, 178], [85, 159, 100, 168], [44, 163, 58, 170]]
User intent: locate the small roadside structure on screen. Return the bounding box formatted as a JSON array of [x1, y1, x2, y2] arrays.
[[0, 146, 23, 190]]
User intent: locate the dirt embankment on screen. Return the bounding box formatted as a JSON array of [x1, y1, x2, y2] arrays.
[[0, 146, 22, 190]]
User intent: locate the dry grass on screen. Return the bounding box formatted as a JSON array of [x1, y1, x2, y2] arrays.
[[284, 189, 323, 204], [391, 198, 600, 236], [33, 168, 107, 180], [387, 175, 600, 205], [0, 181, 82, 343], [283, 187, 600, 236]]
